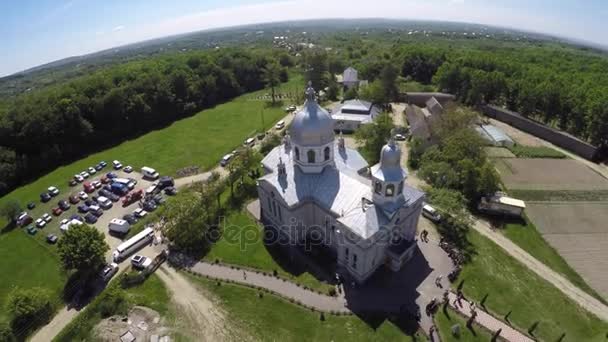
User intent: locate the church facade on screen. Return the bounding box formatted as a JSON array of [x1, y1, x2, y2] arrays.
[[257, 85, 424, 283]]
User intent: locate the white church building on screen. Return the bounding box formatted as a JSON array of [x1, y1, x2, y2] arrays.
[[256, 85, 425, 283]]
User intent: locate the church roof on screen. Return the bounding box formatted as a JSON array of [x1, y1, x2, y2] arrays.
[[260, 142, 424, 240], [290, 86, 335, 146]]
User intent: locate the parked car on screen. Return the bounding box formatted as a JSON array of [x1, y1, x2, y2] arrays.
[[52, 207, 63, 216], [88, 167, 97, 175], [152, 194, 165, 205], [131, 255, 151, 269], [141, 166, 159, 180], [112, 160, 123, 170], [91, 180, 102, 189], [48, 186, 60, 197], [89, 205, 103, 217], [244, 137, 255, 147], [123, 165, 133, 173], [27, 202, 36, 210], [158, 176, 174, 190], [220, 153, 234, 167], [83, 182, 95, 193], [74, 174, 84, 183], [106, 172, 118, 179], [35, 218, 46, 228], [97, 196, 112, 209], [69, 195, 80, 204], [164, 187, 177, 196], [40, 192, 52, 202], [133, 208, 147, 218], [84, 199, 94, 206], [58, 200, 71, 211], [275, 120, 285, 130], [143, 201, 157, 212], [394, 133, 407, 141], [84, 213, 98, 224], [100, 176, 111, 184], [99, 161, 108, 168], [16, 213, 33, 226], [42, 213, 52, 222], [78, 191, 88, 200], [46, 234, 58, 244], [99, 263, 119, 282], [122, 214, 138, 225], [70, 214, 84, 222], [68, 179, 78, 187], [95, 164, 103, 171], [80, 171, 90, 179], [77, 204, 89, 213], [422, 203, 442, 223]]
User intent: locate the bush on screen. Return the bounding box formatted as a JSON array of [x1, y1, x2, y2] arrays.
[[260, 134, 282, 155], [0, 321, 15, 342], [328, 288, 337, 297], [120, 271, 146, 288], [6, 287, 54, 334], [98, 288, 128, 318]]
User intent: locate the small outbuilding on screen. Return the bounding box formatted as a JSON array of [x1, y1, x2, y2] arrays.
[[476, 124, 514, 147], [331, 99, 381, 132]]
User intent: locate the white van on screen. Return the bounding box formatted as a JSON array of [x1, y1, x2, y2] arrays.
[[244, 138, 255, 147], [141, 166, 159, 180], [97, 196, 112, 209], [108, 218, 130, 234], [275, 120, 285, 130], [422, 203, 442, 223]]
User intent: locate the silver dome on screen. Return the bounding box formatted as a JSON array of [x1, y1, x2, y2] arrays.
[[290, 86, 335, 147], [380, 140, 401, 168]]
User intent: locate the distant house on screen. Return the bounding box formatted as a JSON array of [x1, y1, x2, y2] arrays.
[[405, 96, 446, 148], [332, 99, 381, 132], [342, 67, 359, 89]]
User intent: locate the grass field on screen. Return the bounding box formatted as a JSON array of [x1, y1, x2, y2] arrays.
[[205, 210, 335, 294], [187, 274, 427, 342], [435, 308, 493, 341], [54, 274, 172, 342], [0, 230, 66, 322], [484, 146, 516, 158], [0, 75, 302, 229], [507, 145, 567, 159], [509, 189, 608, 201], [502, 217, 607, 304], [457, 229, 608, 341]]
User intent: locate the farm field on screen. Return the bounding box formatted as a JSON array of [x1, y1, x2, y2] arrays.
[[186, 274, 426, 341], [526, 201, 608, 300], [494, 158, 608, 191]]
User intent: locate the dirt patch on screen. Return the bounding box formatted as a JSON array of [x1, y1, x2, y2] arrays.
[[156, 265, 240, 341], [527, 202, 608, 299], [94, 306, 171, 342], [495, 158, 608, 191]]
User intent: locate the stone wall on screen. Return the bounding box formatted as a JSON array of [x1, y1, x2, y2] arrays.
[[481, 105, 599, 160]]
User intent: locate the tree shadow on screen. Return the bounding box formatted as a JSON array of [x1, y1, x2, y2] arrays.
[[0, 221, 16, 235]]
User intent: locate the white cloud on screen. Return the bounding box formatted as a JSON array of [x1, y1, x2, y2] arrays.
[[112, 25, 125, 32]]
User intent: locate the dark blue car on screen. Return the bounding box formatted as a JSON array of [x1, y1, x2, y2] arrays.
[[106, 172, 118, 179], [77, 204, 89, 213], [84, 213, 98, 224]]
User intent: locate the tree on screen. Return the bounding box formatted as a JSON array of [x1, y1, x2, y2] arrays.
[[0, 321, 15, 342], [7, 287, 54, 333], [0, 200, 21, 224], [343, 87, 358, 101], [262, 61, 282, 105], [355, 112, 394, 164], [161, 191, 212, 252], [477, 162, 500, 196], [57, 224, 109, 273], [379, 63, 399, 102], [304, 50, 330, 90], [425, 187, 473, 253]]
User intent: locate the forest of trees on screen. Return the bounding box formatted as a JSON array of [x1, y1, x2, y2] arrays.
[[0, 49, 289, 195]]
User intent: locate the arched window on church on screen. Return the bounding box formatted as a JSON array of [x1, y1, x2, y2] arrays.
[[386, 184, 395, 197], [324, 146, 330, 161], [397, 181, 404, 195], [374, 181, 382, 194], [294, 147, 300, 161], [307, 149, 315, 163]]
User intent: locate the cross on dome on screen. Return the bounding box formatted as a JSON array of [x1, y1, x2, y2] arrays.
[[305, 81, 316, 101]]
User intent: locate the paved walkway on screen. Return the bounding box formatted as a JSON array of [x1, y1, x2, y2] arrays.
[[472, 219, 608, 322], [448, 292, 533, 342]]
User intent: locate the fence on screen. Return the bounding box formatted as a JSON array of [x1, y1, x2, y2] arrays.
[[481, 105, 599, 160]]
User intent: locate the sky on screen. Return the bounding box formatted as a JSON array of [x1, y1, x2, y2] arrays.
[[1, 0, 607, 77]]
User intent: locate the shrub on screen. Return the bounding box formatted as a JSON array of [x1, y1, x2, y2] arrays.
[[6, 287, 54, 334], [98, 288, 128, 318], [328, 288, 337, 297], [0, 321, 15, 342]]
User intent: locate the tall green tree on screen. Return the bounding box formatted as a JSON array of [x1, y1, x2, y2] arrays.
[[7, 287, 54, 334], [0, 200, 21, 224], [355, 112, 394, 164], [57, 224, 109, 273], [262, 61, 282, 105]]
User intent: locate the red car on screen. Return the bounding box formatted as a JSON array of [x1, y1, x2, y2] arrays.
[[100, 176, 110, 184], [52, 207, 63, 216], [83, 182, 95, 193]]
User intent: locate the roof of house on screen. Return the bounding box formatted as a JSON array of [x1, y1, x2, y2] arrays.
[[477, 124, 513, 144], [332, 100, 380, 123], [343, 67, 358, 83], [405, 105, 431, 140]]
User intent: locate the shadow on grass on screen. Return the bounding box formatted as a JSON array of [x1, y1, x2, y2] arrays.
[[1, 221, 17, 234]]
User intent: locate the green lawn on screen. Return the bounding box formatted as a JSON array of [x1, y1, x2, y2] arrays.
[[205, 210, 335, 294], [457, 230, 608, 341], [54, 274, 172, 342], [507, 145, 567, 159], [0, 75, 302, 229], [187, 274, 427, 341], [0, 230, 66, 322], [435, 308, 493, 341], [502, 217, 607, 304]]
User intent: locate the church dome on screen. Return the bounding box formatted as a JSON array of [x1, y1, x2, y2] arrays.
[[380, 140, 401, 168], [290, 86, 335, 147]]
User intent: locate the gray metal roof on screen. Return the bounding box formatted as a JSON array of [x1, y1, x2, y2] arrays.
[[290, 86, 335, 147], [479, 125, 513, 144], [332, 100, 380, 124], [260, 142, 424, 239]]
